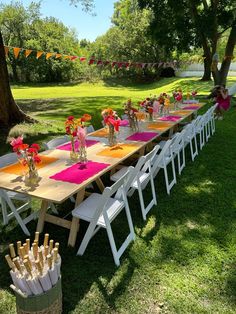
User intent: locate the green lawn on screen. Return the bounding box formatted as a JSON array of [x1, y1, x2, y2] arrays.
[[0, 77, 236, 313]]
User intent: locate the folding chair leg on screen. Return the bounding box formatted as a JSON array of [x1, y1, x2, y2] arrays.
[[1, 198, 8, 225], [105, 221, 120, 266], [7, 197, 30, 236], [163, 162, 176, 195], [137, 187, 147, 220], [177, 148, 185, 175], [77, 219, 98, 256]]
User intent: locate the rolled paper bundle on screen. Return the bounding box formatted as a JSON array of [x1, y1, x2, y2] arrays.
[[10, 270, 21, 290], [9, 244, 16, 258], [38, 270, 52, 292], [13, 257, 23, 276], [47, 254, 58, 286], [43, 234, 49, 247], [23, 259, 32, 278], [15, 273, 32, 296], [35, 231, 39, 242], [17, 241, 21, 256], [44, 245, 49, 257], [19, 246, 26, 260], [32, 243, 38, 260], [49, 240, 54, 253], [23, 243, 28, 255], [54, 242, 59, 250], [35, 260, 43, 276], [24, 255, 33, 271], [5, 254, 16, 271], [38, 249, 44, 268], [53, 248, 61, 278], [26, 239, 30, 252], [26, 277, 44, 295]]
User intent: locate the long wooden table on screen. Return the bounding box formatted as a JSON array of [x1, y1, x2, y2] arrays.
[[0, 104, 204, 245]]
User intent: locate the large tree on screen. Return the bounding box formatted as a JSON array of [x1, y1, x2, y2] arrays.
[[0, 0, 93, 130], [138, 0, 236, 85]]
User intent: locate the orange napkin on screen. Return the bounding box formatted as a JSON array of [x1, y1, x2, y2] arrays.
[[88, 128, 108, 138], [147, 122, 174, 131], [0, 155, 58, 175], [97, 143, 140, 158], [171, 110, 190, 116]]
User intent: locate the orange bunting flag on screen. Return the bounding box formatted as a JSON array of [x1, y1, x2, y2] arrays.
[[13, 47, 21, 59], [55, 53, 62, 59], [4, 46, 9, 57], [64, 55, 70, 59], [46, 53, 53, 60], [36, 51, 43, 59], [25, 49, 32, 58]]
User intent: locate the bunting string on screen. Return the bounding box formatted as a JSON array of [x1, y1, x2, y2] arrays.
[[4, 45, 233, 69]]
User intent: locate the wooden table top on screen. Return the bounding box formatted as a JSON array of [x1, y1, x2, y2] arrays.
[[0, 104, 204, 203]]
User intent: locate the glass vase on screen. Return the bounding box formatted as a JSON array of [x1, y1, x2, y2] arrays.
[[70, 137, 79, 162], [78, 142, 87, 162], [24, 162, 39, 186], [108, 125, 116, 146], [128, 117, 138, 132]]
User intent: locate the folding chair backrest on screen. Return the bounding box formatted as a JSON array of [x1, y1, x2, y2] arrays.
[[125, 145, 160, 191], [170, 132, 183, 152], [152, 140, 172, 177], [86, 125, 95, 134], [0, 153, 17, 168], [43, 136, 69, 150], [92, 170, 131, 222]]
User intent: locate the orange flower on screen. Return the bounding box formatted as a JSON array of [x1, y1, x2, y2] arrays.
[[82, 114, 92, 122]]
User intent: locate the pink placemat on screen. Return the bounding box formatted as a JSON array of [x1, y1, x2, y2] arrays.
[[159, 115, 181, 122], [182, 105, 201, 110], [57, 139, 99, 151], [126, 132, 158, 142], [50, 160, 110, 184]]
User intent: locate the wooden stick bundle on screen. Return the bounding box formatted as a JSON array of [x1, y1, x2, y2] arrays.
[[6, 233, 61, 296]]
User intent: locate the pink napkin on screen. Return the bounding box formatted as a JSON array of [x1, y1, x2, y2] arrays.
[[126, 132, 158, 142], [119, 119, 129, 127], [159, 115, 181, 122], [57, 139, 99, 151], [50, 160, 110, 184], [182, 105, 200, 110]]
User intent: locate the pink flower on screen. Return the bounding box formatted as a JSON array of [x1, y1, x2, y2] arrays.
[[10, 136, 23, 148], [67, 116, 74, 121], [33, 155, 41, 164], [31, 143, 40, 151]]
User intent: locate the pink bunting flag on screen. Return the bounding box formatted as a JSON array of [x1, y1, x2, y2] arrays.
[[89, 58, 95, 65], [112, 61, 117, 67], [80, 57, 86, 62]]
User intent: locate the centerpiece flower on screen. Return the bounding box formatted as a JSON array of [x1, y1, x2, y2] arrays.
[[191, 90, 197, 100], [10, 136, 41, 186], [65, 114, 92, 162], [102, 108, 120, 146], [173, 89, 183, 109], [124, 99, 138, 131]]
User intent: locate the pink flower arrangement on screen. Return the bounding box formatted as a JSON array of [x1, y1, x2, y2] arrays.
[[101, 108, 120, 132], [10, 136, 41, 167], [191, 90, 197, 97]]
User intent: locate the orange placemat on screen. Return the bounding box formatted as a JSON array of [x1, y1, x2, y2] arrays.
[[0, 155, 58, 175], [147, 122, 174, 131], [171, 110, 190, 116], [97, 143, 140, 158], [88, 128, 108, 137]]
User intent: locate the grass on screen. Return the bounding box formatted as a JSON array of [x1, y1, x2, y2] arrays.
[[0, 77, 236, 313]]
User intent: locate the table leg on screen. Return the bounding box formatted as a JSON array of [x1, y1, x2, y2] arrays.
[[75, 188, 85, 206], [36, 200, 49, 233], [95, 178, 105, 192]]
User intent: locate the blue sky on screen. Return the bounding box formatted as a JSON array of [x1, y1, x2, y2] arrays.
[[0, 0, 117, 41]]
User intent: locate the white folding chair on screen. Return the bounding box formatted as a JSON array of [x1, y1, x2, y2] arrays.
[[111, 145, 160, 220], [0, 153, 32, 235], [208, 104, 218, 135], [183, 121, 198, 161], [194, 115, 205, 150], [86, 125, 95, 134], [43, 135, 70, 150], [152, 140, 177, 195], [70, 169, 135, 266]]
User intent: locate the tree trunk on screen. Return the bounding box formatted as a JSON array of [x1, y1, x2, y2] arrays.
[[201, 55, 212, 81], [0, 30, 33, 130], [219, 22, 236, 86]]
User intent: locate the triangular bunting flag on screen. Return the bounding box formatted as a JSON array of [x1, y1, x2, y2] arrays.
[[103, 61, 110, 66], [111, 61, 117, 67], [36, 51, 43, 59], [97, 60, 103, 65], [80, 57, 86, 62], [46, 53, 53, 60], [70, 56, 78, 61], [4, 46, 9, 57], [25, 49, 32, 58], [55, 54, 62, 59], [88, 58, 95, 65], [64, 55, 70, 59], [13, 47, 21, 59]]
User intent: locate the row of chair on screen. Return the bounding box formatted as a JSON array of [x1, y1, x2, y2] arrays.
[[69, 104, 218, 265]]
